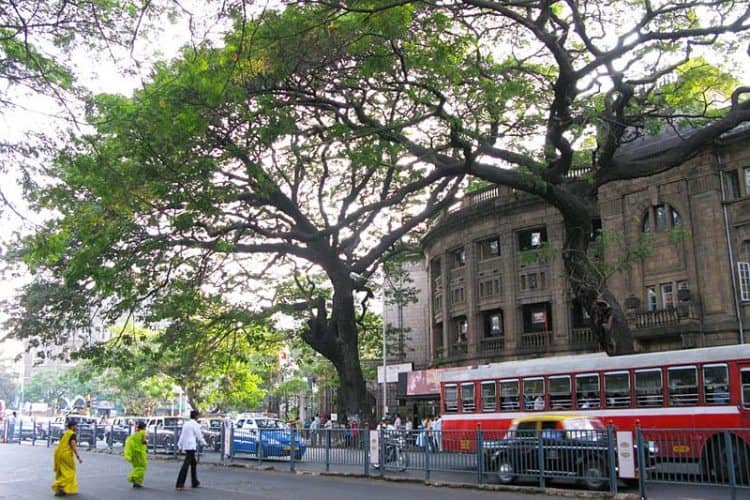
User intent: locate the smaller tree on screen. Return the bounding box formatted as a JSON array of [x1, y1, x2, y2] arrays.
[[0, 365, 18, 405]]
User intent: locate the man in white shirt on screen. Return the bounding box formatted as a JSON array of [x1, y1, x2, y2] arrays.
[[432, 415, 442, 452], [175, 410, 207, 490]]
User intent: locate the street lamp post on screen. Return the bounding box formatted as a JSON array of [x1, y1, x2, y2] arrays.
[[382, 273, 388, 418]]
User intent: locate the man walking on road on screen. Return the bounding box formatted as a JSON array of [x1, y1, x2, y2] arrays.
[[175, 410, 207, 490]]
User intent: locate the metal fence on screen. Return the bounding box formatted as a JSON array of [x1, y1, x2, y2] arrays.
[[4, 418, 750, 498]]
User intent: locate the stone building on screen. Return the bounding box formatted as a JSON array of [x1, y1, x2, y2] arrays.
[[421, 127, 750, 367]]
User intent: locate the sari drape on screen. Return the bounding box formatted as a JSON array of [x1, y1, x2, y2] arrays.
[[51, 429, 78, 495], [124, 429, 148, 485]]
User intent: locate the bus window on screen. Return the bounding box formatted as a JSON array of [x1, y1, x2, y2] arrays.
[[604, 371, 630, 408], [500, 380, 519, 410], [523, 377, 545, 411], [461, 383, 476, 412], [444, 384, 458, 413], [703, 364, 729, 405], [743, 370, 750, 409], [636, 369, 664, 407], [576, 373, 600, 408], [481, 381, 497, 412], [549, 376, 572, 409], [667, 366, 698, 406]]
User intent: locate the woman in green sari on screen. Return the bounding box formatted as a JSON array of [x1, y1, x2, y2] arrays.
[[124, 421, 148, 488], [51, 420, 82, 496]]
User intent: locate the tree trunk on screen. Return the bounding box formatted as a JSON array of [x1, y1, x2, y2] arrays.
[[562, 214, 635, 356], [302, 286, 372, 421]]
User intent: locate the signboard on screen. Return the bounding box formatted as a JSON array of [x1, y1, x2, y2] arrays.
[[369, 430, 379, 465], [377, 362, 413, 384], [406, 366, 465, 396], [617, 431, 636, 479]]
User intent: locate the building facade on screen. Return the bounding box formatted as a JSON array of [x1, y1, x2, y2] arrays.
[[421, 129, 750, 368]]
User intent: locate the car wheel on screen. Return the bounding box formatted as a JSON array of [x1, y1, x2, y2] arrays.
[[580, 457, 608, 490], [162, 435, 175, 450], [495, 456, 515, 484]]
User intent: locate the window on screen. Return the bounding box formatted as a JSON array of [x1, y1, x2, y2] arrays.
[[661, 282, 674, 308], [523, 302, 552, 333], [604, 371, 631, 408], [479, 278, 502, 299], [523, 377, 545, 411], [481, 381, 497, 412], [668, 366, 698, 406], [461, 383, 476, 412], [725, 170, 741, 200], [738, 262, 750, 301], [484, 311, 503, 338], [655, 205, 667, 232], [516, 421, 537, 438], [479, 237, 501, 259], [576, 374, 600, 409], [455, 317, 468, 343], [528, 273, 538, 290], [635, 369, 664, 407], [518, 227, 548, 251], [742, 369, 750, 409], [745, 167, 750, 196], [450, 287, 465, 304], [549, 376, 572, 410], [430, 257, 442, 284], [641, 204, 683, 233], [500, 379, 520, 410], [450, 248, 466, 268], [703, 364, 729, 405], [444, 384, 458, 413], [646, 287, 657, 311]]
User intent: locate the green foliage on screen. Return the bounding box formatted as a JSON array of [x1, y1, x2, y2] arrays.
[[518, 242, 553, 266], [0, 365, 18, 404]]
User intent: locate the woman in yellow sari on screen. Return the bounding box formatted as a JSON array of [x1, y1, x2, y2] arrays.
[[124, 421, 148, 487], [51, 420, 82, 496]]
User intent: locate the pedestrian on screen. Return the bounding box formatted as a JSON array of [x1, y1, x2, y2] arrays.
[[51, 419, 83, 497], [432, 414, 442, 451], [393, 413, 402, 429], [175, 410, 207, 491], [534, 395, 545, 410], [309, 413, 320, 446], [7, 411, 16, 442], [124, 421, 148, 488]]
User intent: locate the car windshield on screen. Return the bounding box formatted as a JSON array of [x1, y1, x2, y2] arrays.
[[256, 419, 286, 429], [163, 418, 183, 427]]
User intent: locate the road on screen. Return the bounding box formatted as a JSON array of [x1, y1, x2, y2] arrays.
[[0, 444, 558, 500], [1, 443, 744, 499]]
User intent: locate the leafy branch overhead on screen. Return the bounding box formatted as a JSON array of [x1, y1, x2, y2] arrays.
[[5, 1, 750, 417]]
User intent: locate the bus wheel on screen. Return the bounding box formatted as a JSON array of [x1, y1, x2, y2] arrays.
[[495, 457, 515, 484], [580, 457, 608, 490]]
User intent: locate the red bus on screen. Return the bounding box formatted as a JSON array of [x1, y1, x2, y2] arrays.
[[439, 344, 750, 471]]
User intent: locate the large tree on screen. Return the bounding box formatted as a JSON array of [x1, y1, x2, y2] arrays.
[[7, 1, 750, 419]]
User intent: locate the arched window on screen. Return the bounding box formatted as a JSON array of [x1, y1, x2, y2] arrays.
[[642, 204, 682, 233]]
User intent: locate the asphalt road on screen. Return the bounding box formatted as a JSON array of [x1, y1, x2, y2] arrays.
[[0, 444, 557, 500], [2, 443, 745, 499]]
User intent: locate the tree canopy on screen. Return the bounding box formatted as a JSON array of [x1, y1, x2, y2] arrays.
[[6, 1, 750, 418]]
